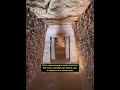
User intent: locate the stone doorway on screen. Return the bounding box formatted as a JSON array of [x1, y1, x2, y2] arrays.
[[43, 24, 78, 63], [54, 36, 66, 61], [50, 35, 71, 62]]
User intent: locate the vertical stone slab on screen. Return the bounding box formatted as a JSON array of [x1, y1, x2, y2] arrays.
[[69, 35, 78, 63], [65, 36, 70, 60], [62, 24, 78, 63], [50, 37, 55, 60], [43, 35, 51, 63], [43, 25, 60, 63]]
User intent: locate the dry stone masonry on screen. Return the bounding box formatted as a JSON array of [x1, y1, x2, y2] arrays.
[[26, 0, 94, 87], [26, 7, 46, 84], [73, 0, 94, 85], [27, 0, 91, 63]]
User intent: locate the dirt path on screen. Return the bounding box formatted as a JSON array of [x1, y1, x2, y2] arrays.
[[27, 45, 93, 90]]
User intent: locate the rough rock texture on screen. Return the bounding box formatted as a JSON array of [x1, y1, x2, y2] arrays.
[[73, 1, 94, 85], [26, 0, 94, 87], [26, 7, 46, 84], [27, 0, 91, 19]]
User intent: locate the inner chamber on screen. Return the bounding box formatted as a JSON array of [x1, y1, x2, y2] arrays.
[[55, 36, 66, 60], [50, 35, 66, 61]]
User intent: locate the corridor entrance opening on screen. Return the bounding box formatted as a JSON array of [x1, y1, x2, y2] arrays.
[[43, 25, 78, 63], [55, 37, 66, 60], [50, 36, 70, 61]]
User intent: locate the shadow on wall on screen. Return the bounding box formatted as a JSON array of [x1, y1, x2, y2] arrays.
[[73, 0, 94, 86]]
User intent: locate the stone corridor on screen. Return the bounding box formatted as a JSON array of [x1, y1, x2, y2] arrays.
[[27, 45, 93, 90], [26, 0, 94, 90]]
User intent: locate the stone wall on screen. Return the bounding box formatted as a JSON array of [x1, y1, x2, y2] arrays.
[[73, 1, 94, 85], [26, 7, 46, 84], [26, 0, 94, 86]]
